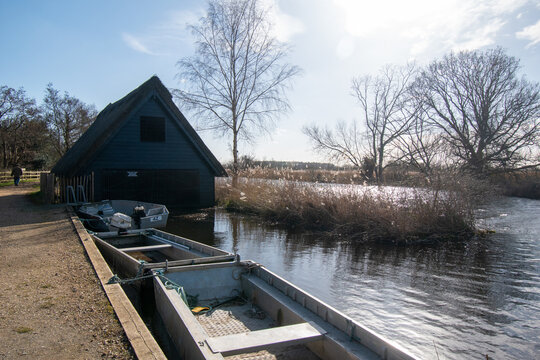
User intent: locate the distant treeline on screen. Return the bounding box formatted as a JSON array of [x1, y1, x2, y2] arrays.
[[226, 156, 350, 171]]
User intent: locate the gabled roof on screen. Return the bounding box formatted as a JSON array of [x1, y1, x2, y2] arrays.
[[51, 76, 227, 178]]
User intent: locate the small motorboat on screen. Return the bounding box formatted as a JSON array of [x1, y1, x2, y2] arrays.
[[76, 200, 169, 232]]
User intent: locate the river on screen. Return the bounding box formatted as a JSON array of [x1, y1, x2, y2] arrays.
[[164, 195, 539, 359]]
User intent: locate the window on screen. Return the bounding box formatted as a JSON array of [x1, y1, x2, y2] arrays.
[[140, 116, 165, 142]]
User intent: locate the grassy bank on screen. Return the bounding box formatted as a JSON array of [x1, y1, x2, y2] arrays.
[[216, 177, 479, 244], [490, 171, 540, 199], [0, 179, 40, 187]]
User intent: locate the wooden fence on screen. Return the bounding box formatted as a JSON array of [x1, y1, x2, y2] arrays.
[[40, 172, 95, 204], [0, 170, 49, 183]]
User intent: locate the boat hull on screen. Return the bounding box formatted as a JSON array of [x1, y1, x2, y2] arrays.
[[92, 229, 235, 277], [77, 200, 169, 232], [154, 261, 417, 360]]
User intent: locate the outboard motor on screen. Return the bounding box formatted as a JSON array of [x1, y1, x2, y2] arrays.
[[132, 205, 145, 229], [110, 212, 132, 235]]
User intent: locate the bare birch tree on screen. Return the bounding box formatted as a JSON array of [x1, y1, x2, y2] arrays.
[[413, 48, 540, 174], [175, 0, 300, 180]]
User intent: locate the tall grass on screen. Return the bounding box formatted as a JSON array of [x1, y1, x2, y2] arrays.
[[489, 170, 540, 199], [216, 172, 482, 244]]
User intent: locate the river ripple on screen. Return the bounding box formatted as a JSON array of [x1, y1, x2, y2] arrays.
[[165, 196, 540, 359]]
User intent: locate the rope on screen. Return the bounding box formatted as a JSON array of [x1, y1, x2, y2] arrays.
[[106, 266, 194, 307], [135, 259, 146, 278], [156, 270, 190, 305], [105, 263, 253, 313]]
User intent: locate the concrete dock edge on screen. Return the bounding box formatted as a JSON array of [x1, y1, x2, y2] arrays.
[[68, 208, 167, 360]]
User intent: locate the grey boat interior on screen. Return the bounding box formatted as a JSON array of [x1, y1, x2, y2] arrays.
[[93, 229, 235, 276], [154, 261, 416, 360], [78, 199, 169, 231]]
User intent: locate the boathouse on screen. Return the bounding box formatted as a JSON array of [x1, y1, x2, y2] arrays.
[[51, 76, 227, 207]]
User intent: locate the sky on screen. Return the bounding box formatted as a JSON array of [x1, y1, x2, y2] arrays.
[[2, 0, 540, 164]]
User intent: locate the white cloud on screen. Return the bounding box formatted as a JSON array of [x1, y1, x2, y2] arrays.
[[453, 18, 506, 51], [272, 11, 304, 42], [121, 9, 202, 56], [263, 0, 304, 41], [489, 0, 529, 13], [121, 3, 302, 56], [122, 33, 156, 55], [336, 36, 355, 59], [332, 0, 529, 56], [516, 19, 540, 47], [153, 10, 204, 42]]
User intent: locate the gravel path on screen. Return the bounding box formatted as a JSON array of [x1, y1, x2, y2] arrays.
[[0, 184, 135, 359]]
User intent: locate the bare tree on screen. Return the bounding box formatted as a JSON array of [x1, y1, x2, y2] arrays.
[[304, 64, 416, 183], [175, 0, 300, 181], [303, 121, 364, 166], [394, 111, 445, 176], [413, 48, 540, 174], [0, 86, 40, 168], [43, 84, 96, 158], [352, 64, 417, 182]]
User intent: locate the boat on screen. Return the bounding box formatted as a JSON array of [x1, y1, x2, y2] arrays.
[[92, 228, 236, 277], [76, 200, 169, 232], [153, 261, 418, 360]]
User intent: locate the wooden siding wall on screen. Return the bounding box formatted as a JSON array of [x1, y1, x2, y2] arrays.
[[88, 95, 217, 207]]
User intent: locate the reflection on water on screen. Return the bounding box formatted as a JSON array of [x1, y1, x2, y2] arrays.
[[165, 196, 540, 359]]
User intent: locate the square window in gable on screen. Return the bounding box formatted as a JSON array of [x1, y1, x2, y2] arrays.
[[140, 116, 165, 142]]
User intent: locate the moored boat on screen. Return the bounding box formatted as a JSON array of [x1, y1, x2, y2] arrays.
[[153, 261, 417, 360], [93, 228, 235, 277], [77, 200, 169, 232]]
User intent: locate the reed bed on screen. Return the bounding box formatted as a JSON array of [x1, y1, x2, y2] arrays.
[[216, 176, 479, 244], [489, 170, 540, 199], [233, 166, 418, 185]]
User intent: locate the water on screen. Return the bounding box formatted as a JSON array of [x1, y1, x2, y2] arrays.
[[164, 196, 540, 359]]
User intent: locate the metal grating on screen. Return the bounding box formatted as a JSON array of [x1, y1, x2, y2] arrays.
[[196, 303, 320, 360]]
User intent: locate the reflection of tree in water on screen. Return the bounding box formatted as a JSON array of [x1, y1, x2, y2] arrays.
[[229, 215, 240, 255]]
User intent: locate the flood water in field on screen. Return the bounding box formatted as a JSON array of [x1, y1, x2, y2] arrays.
[[164, 195, 540, 360]]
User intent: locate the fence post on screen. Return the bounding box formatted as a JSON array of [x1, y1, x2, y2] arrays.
[[48, 173, 55, 204]]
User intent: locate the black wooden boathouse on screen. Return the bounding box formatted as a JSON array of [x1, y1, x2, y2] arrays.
[[51, 76, 227, 208]]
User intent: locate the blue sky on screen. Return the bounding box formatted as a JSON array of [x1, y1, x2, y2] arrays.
[[2, 0, 540, 163]]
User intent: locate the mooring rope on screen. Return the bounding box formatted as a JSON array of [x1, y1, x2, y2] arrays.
[[106, 262, 191, 306]]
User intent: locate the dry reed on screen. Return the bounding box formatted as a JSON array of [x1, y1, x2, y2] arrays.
[[216, 175, 479, 244]]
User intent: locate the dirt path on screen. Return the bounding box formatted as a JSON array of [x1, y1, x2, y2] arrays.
[[0, 184, 134, 359]]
